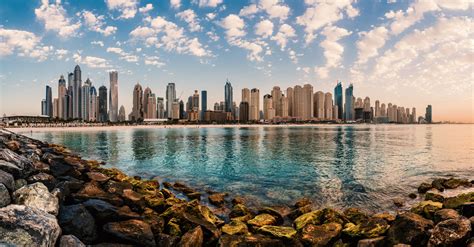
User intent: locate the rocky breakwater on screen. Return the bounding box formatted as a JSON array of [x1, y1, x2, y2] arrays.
[[0, 129, 473, 247]]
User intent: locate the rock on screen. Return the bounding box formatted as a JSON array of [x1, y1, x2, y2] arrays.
[[221, 220, 248, 235], [0, 204, 61, 247], [258, 225, 297, 239], [218, 234, 286, 247], [208, 192, 227, 206], [357, 236, 386, 247], [299, 222, 342, 246], [58, 204, 97, 243], [103, 219, 156, 247], [122, 188, 144, 206], [434, 209, 460, 223], [0, 183, 11, 207], [26, 172, 56, 191], [387, 212, 434, 246], [59, 235, 86, 247], [13, 182, 59, 215], [103, 180, 133, 195], [83, 199, 140, 222], [0, 149, 34, 178], [319, 208, 348, 225], [258, 207, 284, 225], [429, 217, 471, 246], [14, 178, 27, 190], [186, 192, 202, 200], [443, 177, 471, 189], [288, 204, 312, 220], [166, 218, 181, 236], [0, 169, 14, 191], [295, 197, 312, 208], [432, 178, 447, 192], [248, 214, 277, 227], [160, 188, 174, 198], [173, 182, 196, 194], [178, 226, 203, 247], [6, 140, 20, 151], [342, 217, 389, 238], [410, 200, 443, 219], [393, 198, 405, 207], [155, 233, 180, 247], [74, 182, 123, 206], [373, 212, 396, 223], [408, 193, 417, 199], [87, 172, 110, 183], [344, 208, 369, 225], [444, 192, 474, 209], [294, 210, 322, 230], [418, 182, 433, 193], [460, 202, 474, 217], [425, 192, 444, 203], [48, 158, 78, 178], [229, 203, 252, 218]]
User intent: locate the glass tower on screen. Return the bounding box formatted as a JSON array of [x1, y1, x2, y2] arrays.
[[334, 82, 343, 120]]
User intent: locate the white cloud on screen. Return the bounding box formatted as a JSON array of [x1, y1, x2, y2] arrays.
[[207, 31, 219, 41], [198, 0, 223, 8], [271, 23, 296, 50], [176, 9, 202, 32], [106, 47, 138, 63], [219, 14, 246, 39], [139, 3, 153, 14], [315, 25, 352, 78], [239, 0, 290, 20], [296, 0, 358, 44], [232, 39, 265, 62], [73, 53, 110, 68], [206, 13, 216, 20], [355, 26, 389, 64], [255, 19, 274, 38], [170, 0, 181, 9], [34, 0, 81, 37], [91, 41, 105, 47], [239, 4, 259, 17], [144, 55, 165, 68], [81, 10, 117, 36], [55, 49, 68, 59], [385, 0, 439, 35], [105, 0, 138, 19], [0, 28, 55, 62]]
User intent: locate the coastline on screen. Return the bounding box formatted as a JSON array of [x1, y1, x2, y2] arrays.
[[0, 129, 472, 246]]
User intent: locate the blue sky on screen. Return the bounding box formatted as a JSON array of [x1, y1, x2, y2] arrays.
[[0, 0, 473, 122]]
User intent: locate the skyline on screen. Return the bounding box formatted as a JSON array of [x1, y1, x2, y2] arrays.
[[0, 0, 473, 122]]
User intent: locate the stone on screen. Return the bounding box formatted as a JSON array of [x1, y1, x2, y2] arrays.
[[229, 203, 251, 218], [248, 214, 277, 227], [160, 188, 174, 198], [59, 204, 97, 243], [87, 172, 110, 182], [387, 212, 434, 246], [231, 196, 245, 205], [432, 178, 446, 192], [295, 197, 312, 208], [48, 158, 79, 178], [443, 177, 471, 189], [26, 172, 57, 191], [288, 204, 312, 220], [258, 207, 284, 225], [0, 169, 14, 191], [434, 209, 460, 223], [13, 182, 59, 215], [357, 237, 386, 247], [294, 210, 322, 230], [155, 233, 180, 247], [393, 198, 404, 207], [342, 217, 389, 238], [122, 188, 144, 206], [14, 178, 27, 190], [0, 149, 34, 178], [418, 182, 433, 193], [186, 192, 202, 200], [373, 212, 396, 223], [208, 192, 227, 206], [6, 140, 20, 151], [32, 160, 50, 173], [460, 202, 474, 217], [59, 235, 86, 247], [74, 182, 123, 206], [83, 199, 140, 222], [444, 192, 474, 209], [408, 193, 417, 199], [103, 219, 156, 247], [429, 217, 472, 246], [178, 226, 204, 247], [0, 183, 11, 207], [410, 200, 443, 219], [221, 220, 248, 235], [166, 218, 181, 236], [319, 208, 348, 225], [218, 234, 286, 247], [257, 225, 297, 239], [0, 205, 61, 247], [425, 192, 444, 203], [299, 222, 342, 247], [344, 208, 369, 225]]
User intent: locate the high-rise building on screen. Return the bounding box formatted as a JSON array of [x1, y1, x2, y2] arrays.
[[146, 93, 157, 119], [157, 97, 165, 119], [45, 85, 53, 117], [242, 88, 250, 103], [332, 105, 338, 120], [53, 98, 58, 118], [324, 92, 333, 120], [286, 87, 294, 117], [380, 103, 386, 117], [271, 86, 282, 117], [293, 85, 303, 120], [250, 88, 260, 121], [363, 97, 371, 112], [302, 84, 314, 120], [89, 86, 97, 122], [130, 83, 143, 121], [344, 84, 354, 121], [73, 65, 82, 119], [118, 105, 126, 121], [143, 87, 152, 119], [179, 100, 185, 119], [411, 107, 416, 123], [425, 105, 432, 123], [81, 79, 92, 121], [224, 80, 233, 113], [166, 83, 176, 119], [334, 82, 343, 120], [41, 99, 46, 116], [67, 72, 74, 119], [314, 91, 325, 119], [263, 94, 275, 121], [98, 86, 108, 122], [239, 102, 249, 123], [109, 71, 118, 122], [281, 96, 289, 118], [375, 100, 380, 117], [201, 90, 207, 120], [192, 90, 199, 111], [58, 75, 67, 119]]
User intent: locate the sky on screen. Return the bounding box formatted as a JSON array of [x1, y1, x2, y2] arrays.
[[0, 0, 473, 123]]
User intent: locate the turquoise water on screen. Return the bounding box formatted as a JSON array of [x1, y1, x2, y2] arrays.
[[18, 125, 474, 211]]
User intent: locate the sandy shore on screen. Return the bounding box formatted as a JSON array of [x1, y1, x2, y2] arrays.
[[6, 123, 353, 132]]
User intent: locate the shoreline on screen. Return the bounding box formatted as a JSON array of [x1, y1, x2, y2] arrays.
[[0, 129, 472, 246]]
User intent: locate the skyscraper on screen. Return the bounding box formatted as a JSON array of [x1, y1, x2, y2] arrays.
[[45, 85, 52, 117], [375, 100, 380, 117], [41, 99, 46, 116], [157, 97, 165, 119], [201, 90, 207, 120], [239, 102, 249, 123], [130, 83, 143, 121], [166, 83, 176, 119], [334, 82, 343, 120], [344, 84, 354, 121], [281, 96, 289, 118], [58, 75, 67, 119], [224, 80, 233, 113], [98, 86, 108, 122], [250, 88, 260, 121], [271, 86, 282, 117], [302, 84, 313, 120], [143, 87, 152, 119], [425, 105, 432, 123], [314, 91, 324, 119], [147, 93, 157, 119], [263, 94, 275, 121], [67, 72, 74, 119], [192, 90, 199, 111], [118, 105, 126, 121], [324, 92, 333, 120], [53, 98, 58, 118], [286, 87, 294, 117], [293, 85, 303, 120], [73, 65, 82, 119], [89, 86, 97, 121], [242, 88, 250, 103], [81, 79, 92, 121], [109, 71, 118, 122], [411, 107, 416, 123]]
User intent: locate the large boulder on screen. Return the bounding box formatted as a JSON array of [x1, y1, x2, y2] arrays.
[[208, 192, 227, 206], [428, 217, 472, 246], [59, 235, 86, 247], [26, 172, 57, 191], [0, 204, 61, 247], [0, 149, 34, 178], [357, 236, 386, 247], [103, 219, 156, 247], [83, 199, 140, 223], [442, 177, 471, 189], [221, 220, 248, 235], [74, 181, 123, 206], [0, 183, 11, 207], [13, 182, 59, 215], [434, 209, 460, 224], [257, 225, 297, 239], [294, 210, 322, 230], [342, 217, 389, 239], [410, 200, 443, 220], [443, 192, 474, 209], [299, 222, 342, 246], [178, 226, 204, 247], [0, 169, 14, 191], [387, 212, 434, 246], [58, 204, 97, 243], [248, 214, 277, 227]]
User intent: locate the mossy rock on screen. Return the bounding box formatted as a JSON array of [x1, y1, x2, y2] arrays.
[[418, 182, 433, 193], [294, 210, 322, 230], [221, 220, 248, 235], [144, 195, 166, 213], [344, 208, 369, 225], [373, 212, 396, 223], [342, 217, 389, 239], [229, 203, 251, 218], [231, 214, 254, 223], [299, 222, 342, 246], [442, 178, 471, 189], [425, 192, 444, 203], [248, 214, 277, 227], [135, 180, 160, 196], [443, 192, 474, 209], [167, 218, 182, 236], [319, 208, 348, 225], [257, 225, 297, 239], [410, 200, 443, 219]]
